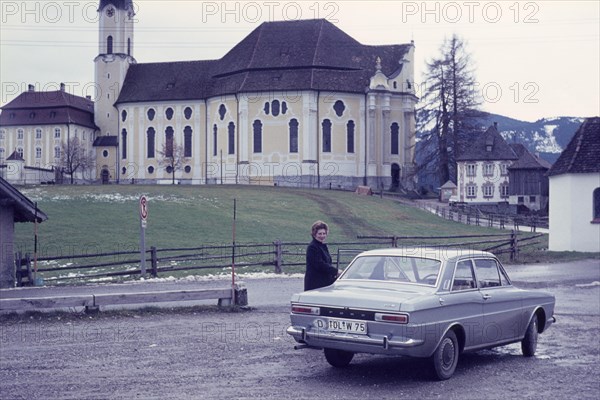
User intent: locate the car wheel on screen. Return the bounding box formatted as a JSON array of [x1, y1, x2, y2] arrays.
[[431, 330, 459, 380], [521, 314, 538, 357], [324, 348, 354, 368]]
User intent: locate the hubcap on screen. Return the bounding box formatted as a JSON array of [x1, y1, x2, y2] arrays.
[[442, 339, 455, 368]]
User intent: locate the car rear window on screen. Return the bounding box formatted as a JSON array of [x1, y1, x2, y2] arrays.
[[341, 256, 441, 286]]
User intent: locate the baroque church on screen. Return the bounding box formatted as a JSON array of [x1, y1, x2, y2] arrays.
[[1, 0, 417, 189]]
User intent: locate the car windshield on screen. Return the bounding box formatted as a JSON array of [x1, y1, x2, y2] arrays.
[[341, 255, 441, 286]]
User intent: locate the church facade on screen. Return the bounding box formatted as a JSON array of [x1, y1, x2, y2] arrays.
[[2, 0, 418, 189]]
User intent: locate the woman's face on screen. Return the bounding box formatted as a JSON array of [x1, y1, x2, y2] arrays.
[[314, 228, 328, 243]]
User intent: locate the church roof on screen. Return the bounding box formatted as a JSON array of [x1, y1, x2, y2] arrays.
[[456, 125, 518, 162], [93, 135, 119, 147], [0, 89, 97, 130], [508, 143, 552, 170], [116, 19, 412, 105], [547, 117, 600, 176], [99, 0, 133, 10]]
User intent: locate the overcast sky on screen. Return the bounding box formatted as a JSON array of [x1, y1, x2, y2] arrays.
[[1, 0, 598, 122]]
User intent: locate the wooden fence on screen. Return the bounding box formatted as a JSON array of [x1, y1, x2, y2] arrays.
[[417, 202, 548, 232], [16, 232, 542, 287]]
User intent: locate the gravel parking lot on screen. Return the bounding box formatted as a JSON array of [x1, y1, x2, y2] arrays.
[[1, 261, 599, 399]]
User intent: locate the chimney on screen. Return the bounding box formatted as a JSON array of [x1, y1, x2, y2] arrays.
[[493, 121, 498, 130], [86, 95, 92, 100], [28, 84, 35, 92], [60, 82, 66, 92]]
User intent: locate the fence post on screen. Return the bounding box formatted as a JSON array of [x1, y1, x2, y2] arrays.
[[392, 236, 398, 248], [510, 230, 518, 261], [150, 246, 158, 278], [14, 252, 22, 287], [273, 240, 283, 274]]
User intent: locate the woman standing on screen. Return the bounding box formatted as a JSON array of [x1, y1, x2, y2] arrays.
[[304, 220, 339, 291]]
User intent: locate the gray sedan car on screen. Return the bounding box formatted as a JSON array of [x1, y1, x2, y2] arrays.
[[287, 248, 556, 380]]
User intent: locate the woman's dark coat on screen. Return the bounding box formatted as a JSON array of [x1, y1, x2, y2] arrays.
[[304, 238, 338, 291]]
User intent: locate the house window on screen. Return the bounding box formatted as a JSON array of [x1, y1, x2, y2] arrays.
[[322, 119, 331, 153], [17, 148, 24, 158], [165, 127, 174, 157], [184, 107, 193, 120], [466, 184, 477, 198], [593, 188, 600, 222], [0, 148, 5, 159], [36, 128, 42, 139], [147, 127, 155, 158], [253, 120, 262, 153], [529, 195, 536, 203], [518, 196, 524, 204], [147, 108, 155, 121], [500, 183, 509, 198], [289, 119, 299, 153], [184, 126, 193, 157], [165, 107, 174, 120], [333, 100, 345, 117], [391, 122, 399, 155], [228, 122, 235, 155], [54, 146, 61, 159], [501, 163, 509, 176], [0, 129, 5, 139], [17, 129, 24, 139], [483, 163, 494, 177], [36, 147, 42, 158], [121, 129, 127, 159], [482, 183, 494, 198], [213, 125, 218, 156], [347, 120, 355, 153], [466, 163, 476, 177]]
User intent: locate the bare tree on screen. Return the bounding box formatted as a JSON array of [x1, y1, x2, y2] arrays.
[[158, 139, 188, 184], [58, 136, 94, 184], [418, 35, 482, 186]]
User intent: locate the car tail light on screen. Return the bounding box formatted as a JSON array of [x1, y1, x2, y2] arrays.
[[291, 305, 320, 315], [375, 313, 409, 324]]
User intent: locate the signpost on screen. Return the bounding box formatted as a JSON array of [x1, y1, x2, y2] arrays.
[[139, 195, 148, 276]]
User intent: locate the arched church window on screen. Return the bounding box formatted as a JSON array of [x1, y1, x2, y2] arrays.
[[391, 122, 399, 155], [121, 129, 127, 159], [184, 126, 192, 157], [272, 100, 280, 117], [219, 104, 227, 121], [127, 38, 131, 56], [165, 107, 174, 120], [333, 100, 345, 117], [322, 119, 332, 153], [121, 110, 127, 122], [107, 35, 113, 54], [228, 122, 235, 155], [264, 102, 270, 115], [147, 127, 155, 158], [165, 127, 174, 157], [253, 120, 262, 153], [147, 108, 155, 121], [289, 119, 299, 153], [347, 120, 355, 153], [593, 188, 600, 222], [282, 101, 288, 115], [184, 107, 193, 120], [213, 125, 218, 156]]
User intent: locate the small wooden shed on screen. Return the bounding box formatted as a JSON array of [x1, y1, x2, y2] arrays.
[[0, 177, 47, 288]]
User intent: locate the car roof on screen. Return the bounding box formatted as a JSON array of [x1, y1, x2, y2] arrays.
[[355, 247, 495, 262]]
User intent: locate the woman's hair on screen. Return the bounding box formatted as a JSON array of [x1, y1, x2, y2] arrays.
[[311, 220, 329, 238]]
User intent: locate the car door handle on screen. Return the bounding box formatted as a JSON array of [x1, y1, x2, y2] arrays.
[[482, 293, 492, 300]]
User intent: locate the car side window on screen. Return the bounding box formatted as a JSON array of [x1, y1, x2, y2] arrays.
[[474, 259, 501, 288], [452, 260, 476, 291]]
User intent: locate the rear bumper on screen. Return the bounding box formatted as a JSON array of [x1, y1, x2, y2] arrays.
[[286, 325, 425, 355]]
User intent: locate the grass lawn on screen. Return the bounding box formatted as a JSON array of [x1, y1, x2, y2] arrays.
[[13, 185, 596, 278]]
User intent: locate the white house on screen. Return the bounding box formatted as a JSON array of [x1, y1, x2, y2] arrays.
[[454, 124, 518, 207], [548, 117, 600, 252]]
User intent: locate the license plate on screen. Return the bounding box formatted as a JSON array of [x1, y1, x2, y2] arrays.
[[326, 318, 367, 335]]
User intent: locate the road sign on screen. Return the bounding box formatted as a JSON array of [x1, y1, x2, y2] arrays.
[[140, 195, 148, 221]]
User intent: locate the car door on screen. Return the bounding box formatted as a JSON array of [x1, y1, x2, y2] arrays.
[[474, 258, 523, 345], [439, 259, 484, 349]]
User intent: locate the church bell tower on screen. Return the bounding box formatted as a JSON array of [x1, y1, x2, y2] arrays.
[[94, 0, 136, 137]]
